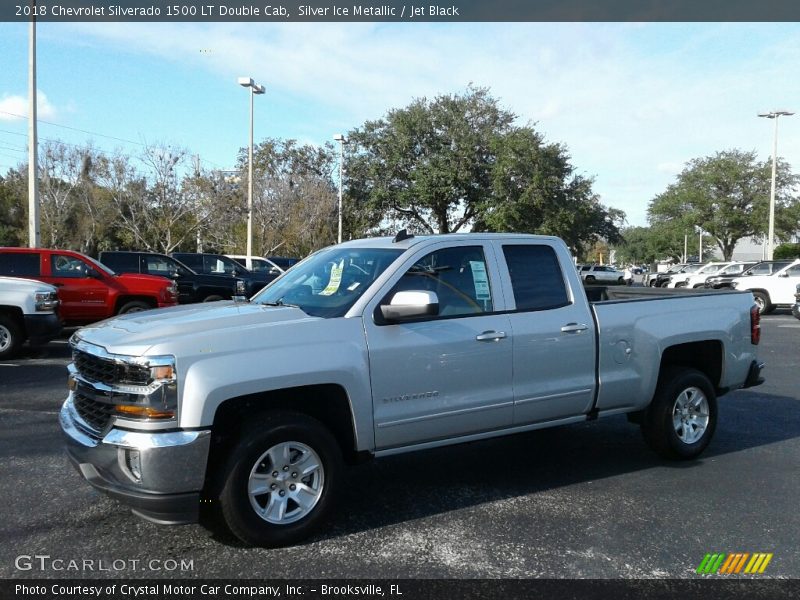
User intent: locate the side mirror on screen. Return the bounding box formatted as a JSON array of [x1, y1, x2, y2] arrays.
[[86, 268, 102, 279], [779, 272, 789, 278], [380, 290, 439, 322]]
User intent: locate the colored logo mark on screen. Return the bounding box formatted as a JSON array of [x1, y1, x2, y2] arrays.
[[696, 553, 773, 575]]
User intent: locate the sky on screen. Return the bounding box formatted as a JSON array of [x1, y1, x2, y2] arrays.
[[0, 21, 799, 228]]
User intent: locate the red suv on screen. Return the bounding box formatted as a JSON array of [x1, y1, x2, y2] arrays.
[[0, 248, 178, 324]]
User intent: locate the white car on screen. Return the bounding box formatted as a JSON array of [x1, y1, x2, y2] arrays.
[[0, 276, 61, 359], [579, 264, 625, 284], [684, 262, 749, 289], [731, 258, 800, 314], [664, 263, 703, 287], [668, 262, 726, 288]]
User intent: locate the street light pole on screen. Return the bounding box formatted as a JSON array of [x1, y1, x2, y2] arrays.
[[238, 77, 265, 267], [28, 6, 39, 248], [758, 110, 794, 260], [333, 134, 347, 244]]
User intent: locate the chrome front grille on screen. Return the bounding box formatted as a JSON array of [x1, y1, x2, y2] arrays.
[[73, 392, 116, 433], [72, 348, 150, 386]]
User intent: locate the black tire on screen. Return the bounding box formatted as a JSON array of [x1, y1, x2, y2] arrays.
[[0, 314, 23, 360], [217, 411, 342, 547], [752, 291, 774, 315], [585, 275, 596, 283], [117, 300, 152, 315], [617, 277, 625, 284], [649, 279, 657, 287], [203, 295, 225, 302], [675, 281, 687, 288], [641, 367, 717, 460]]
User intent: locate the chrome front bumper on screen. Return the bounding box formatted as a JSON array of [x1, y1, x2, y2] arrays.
[[60, 396, 211, 524]]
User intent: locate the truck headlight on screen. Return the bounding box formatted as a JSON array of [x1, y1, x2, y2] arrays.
[[35, 290, 59, 311]]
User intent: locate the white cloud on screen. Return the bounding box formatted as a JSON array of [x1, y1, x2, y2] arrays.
[[54, 23, 800, 226], [0, 91, 58, 121]]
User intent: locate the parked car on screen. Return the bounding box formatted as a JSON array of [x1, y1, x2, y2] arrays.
[[100, 251, 248, 304], [731, 258, 800, 314], [579, 264, 625, 284], [0, 247, 178, 324], [0, 276, 61, 359], [667, 263, 713, 288], [684, 261, 755, 289], [61, 232, 763, 547], [704, 260, 791, 289], [226, 255, 284, 276], [172, 252, 278, 296], [647, 263, 683, 287]]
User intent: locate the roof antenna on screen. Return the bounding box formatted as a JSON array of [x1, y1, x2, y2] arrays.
[[393, 229, 414, 243]]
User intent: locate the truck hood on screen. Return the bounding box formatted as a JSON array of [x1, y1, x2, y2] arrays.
[[113, 272, 172, 288], [75, 301, 316, 355], [0, 275, 57, 293]]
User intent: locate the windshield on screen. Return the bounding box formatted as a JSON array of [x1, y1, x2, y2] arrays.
[[744, 262, 789, 276], [698, 263, 723, 274], [252, 247, 404, 318], [85, 255, 115, 276]]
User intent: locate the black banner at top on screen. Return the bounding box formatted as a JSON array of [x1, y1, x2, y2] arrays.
[[4, 0, 800, 22]]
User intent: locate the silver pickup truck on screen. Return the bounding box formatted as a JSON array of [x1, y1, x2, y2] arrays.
[[60, 233, 764, 547]]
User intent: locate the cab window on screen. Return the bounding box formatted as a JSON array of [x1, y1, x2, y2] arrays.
[[390, 246, 494, 317]]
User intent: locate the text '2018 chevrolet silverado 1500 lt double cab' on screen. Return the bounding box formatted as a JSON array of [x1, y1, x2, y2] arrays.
[[60, 233, 764, 547]]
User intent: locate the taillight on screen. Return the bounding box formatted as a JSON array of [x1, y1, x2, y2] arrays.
[[750, 304, 761, 345]]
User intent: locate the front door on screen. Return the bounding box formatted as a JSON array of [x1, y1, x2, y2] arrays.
[[44, 253, 109, 321], [365, 243, 514, 450]]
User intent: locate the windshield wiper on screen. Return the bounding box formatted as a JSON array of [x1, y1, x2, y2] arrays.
[[261, 298, 300, 308]]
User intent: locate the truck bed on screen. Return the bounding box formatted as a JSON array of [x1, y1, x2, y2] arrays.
[[583, 285, 737, 303]]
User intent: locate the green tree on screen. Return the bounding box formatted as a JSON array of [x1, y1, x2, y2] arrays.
[[238, 138, 339, 257], [347, 86, 514, 235], [648, 150, 799, 260], [614, 223, 715, 264], [0, 169, 27, 246], [347, 86, 622, 253], [774, 243, 800, 259], [481, 127, 623, 254]]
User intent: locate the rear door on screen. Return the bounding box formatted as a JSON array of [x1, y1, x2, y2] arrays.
[[364, 242, 514, 449], [495, 241, 597, 424]]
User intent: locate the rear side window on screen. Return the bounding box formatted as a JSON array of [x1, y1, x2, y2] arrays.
[[502, 245, 569, 311], [145, 256, 176, 277], [102, 253, 139, 273], [0, 253, 40, 276]]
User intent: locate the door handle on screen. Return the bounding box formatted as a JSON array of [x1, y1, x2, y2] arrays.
[[561, 323, 589, 333], [476, 331, 507, 342]]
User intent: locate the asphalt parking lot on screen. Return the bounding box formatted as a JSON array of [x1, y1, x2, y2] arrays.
[[1, 313, 798, 580]]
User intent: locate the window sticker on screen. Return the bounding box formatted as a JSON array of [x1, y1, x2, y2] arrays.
[[319, 260, 344, 296], [470, 261, 491, 301]]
